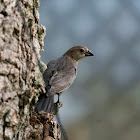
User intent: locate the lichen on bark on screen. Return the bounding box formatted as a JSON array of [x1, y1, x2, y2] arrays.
[[0, 0, 60, 139]]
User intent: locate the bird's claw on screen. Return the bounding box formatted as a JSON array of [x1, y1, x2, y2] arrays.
[[54, 101, 63, 108], [53, 102, 63, 115]]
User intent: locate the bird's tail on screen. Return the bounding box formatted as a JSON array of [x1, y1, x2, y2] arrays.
[[35, 94, 54, 113]]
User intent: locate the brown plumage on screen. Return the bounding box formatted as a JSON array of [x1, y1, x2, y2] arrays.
[[35, 46, 93, 113]]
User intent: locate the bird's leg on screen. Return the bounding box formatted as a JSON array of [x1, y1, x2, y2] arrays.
[[57, 93, 60, 103], [53, 93, 63, 115]]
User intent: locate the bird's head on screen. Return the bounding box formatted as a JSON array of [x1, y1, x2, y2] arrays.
[[64, 46, 94, 61]]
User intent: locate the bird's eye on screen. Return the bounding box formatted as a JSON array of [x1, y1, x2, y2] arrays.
[[80, 49, 84, 52]]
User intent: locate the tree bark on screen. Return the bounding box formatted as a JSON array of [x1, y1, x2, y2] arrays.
[[0, 0, 60, 139]]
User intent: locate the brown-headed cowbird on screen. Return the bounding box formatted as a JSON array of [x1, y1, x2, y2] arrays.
[[35, 46, 93, 113]]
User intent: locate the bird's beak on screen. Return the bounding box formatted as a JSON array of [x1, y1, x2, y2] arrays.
[[85, 50, 94, 56]]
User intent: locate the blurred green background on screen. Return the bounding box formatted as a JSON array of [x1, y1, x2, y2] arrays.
[[39, 0, 140, 139]]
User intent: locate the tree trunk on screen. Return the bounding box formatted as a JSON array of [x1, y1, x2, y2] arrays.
[[0, 0, 60, 139]]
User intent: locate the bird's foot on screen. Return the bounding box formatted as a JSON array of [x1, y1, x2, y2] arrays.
[[53, 101, 63, 115]]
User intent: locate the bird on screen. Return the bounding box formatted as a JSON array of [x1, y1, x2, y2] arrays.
[[35, 46, 94, 113]]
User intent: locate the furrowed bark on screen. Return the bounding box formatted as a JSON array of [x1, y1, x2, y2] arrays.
[[0, 0, 60, 139]]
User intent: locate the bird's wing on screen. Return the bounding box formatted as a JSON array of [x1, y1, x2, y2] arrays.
[[49, 67, 76, 94], [43, 56, 77, 94]]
